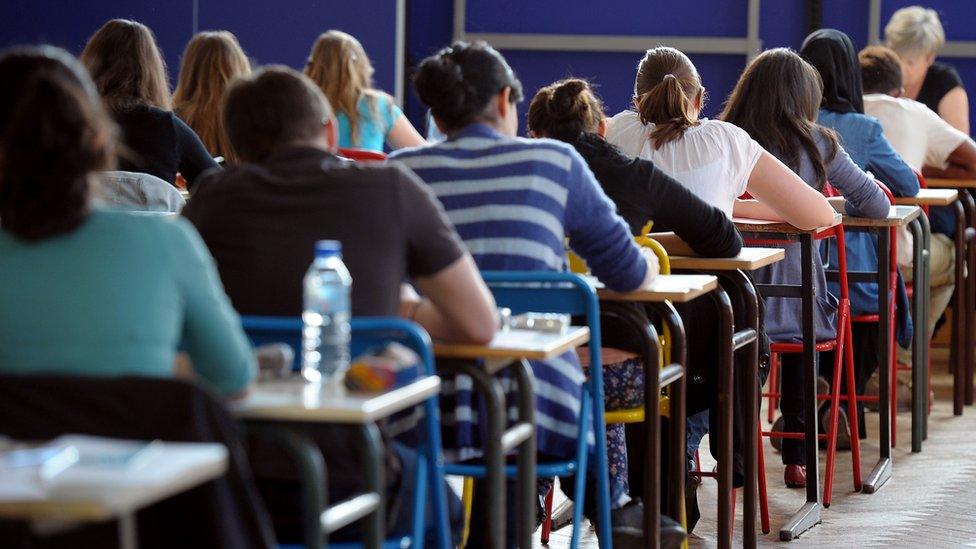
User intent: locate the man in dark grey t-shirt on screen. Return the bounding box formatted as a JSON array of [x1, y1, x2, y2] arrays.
[[182, 65, 496, 544]]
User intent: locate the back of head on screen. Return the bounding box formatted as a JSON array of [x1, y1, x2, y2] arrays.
[[859, 45, 904, 95], [526, 78, 605, 143], [722, 48, 836, 190], [80, 19, 172, 112], [413, 41, 524, 134], [800, 28, 864, 114], [304, 30, 375, 145], [173, 31, 251, 159], [884, 5, 945, 60], [0, 46, 116, 240], [633, 46, 703, 149], [222, 65, 332, 163]]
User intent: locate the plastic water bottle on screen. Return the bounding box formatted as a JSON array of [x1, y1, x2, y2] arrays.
[[302, 240, 352, 386]]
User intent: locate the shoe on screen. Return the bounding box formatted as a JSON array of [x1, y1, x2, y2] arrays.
[[602, 499, 687, 549], [785, 464, 806, 488], [819, 404, 852, 451], [770, 416, 784, 452]]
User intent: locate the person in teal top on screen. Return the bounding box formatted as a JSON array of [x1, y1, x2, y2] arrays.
[[305, 30, 425, 152], [0, 45, 255, 397]]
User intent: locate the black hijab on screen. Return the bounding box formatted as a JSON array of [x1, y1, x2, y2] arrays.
[[800, 28, 864, 114]]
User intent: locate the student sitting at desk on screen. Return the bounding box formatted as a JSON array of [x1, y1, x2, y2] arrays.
[[390, 41, 678, 549], [80, 19, 219, 188], [182, 65, 495, 544], [860, 44, 967, 358], [0, 46, 255, 397], [304, 30, 425, 152], [174, 31, 252, 165], [723, 48, 889, 488], [801, 29, 917, 431]]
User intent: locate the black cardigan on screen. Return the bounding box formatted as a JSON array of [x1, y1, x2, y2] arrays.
[[114, 105, 219, 188], [571, 132, 742, 258]]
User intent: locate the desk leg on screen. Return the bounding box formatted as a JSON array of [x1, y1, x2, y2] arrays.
[[722, 270, 760, 548], [118, 512, 137, 549], [640, 319, 663, 546], [451, 362, 507, 549], [707, 289, 735, 549], [512, 359, 537, 549], [649, 302, 688, 535], [362, 423, 385, 549], [909, 217, 929, 452], [864, 229, 893, 493], [952, 200, 967, 416], [781, 233, 823, 540], [963, 190, 976, 406]]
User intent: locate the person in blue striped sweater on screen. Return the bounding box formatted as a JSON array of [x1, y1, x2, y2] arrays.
[[390, 42, 682, 549]]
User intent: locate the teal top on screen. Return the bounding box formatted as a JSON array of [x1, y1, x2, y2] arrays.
[[336, 93, 402, 152], [0, 209, 255, 395]]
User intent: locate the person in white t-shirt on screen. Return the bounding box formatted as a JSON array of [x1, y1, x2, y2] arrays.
[[859, 44, 972, 365], [605, 46, 835, 229]]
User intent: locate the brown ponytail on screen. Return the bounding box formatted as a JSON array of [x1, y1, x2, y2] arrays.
[[633, 47, 704, 149], [0, 46, 116, 241], [526, 78, 605, 142]]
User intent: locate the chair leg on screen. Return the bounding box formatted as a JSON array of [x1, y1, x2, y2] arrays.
[[889, 287, 899, 448], [767, 353, 780, 424], [822, 339, 844, 508], [757, 422, 770, 535], [540, 486, 554, 546], [844, 316, 863, 491], [460, 477, 474, 548]]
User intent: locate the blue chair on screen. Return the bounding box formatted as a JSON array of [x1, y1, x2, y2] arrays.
[[447, 271, 612, 548], [241, 316, 451, 549]]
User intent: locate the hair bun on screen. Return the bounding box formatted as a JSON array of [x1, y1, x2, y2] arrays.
[[548, 79, 589, 121]]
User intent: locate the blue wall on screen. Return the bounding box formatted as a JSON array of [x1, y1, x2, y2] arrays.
[[2, 1, 975, 133]]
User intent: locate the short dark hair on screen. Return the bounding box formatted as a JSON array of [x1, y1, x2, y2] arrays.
[[413, 41, 523, 133], [222, 65, 331, 162], [859, 45, 903, 95]]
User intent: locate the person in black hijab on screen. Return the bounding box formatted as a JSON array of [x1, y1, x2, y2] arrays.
[[801, 28, 865, 114], [799, 29, 919, 459]]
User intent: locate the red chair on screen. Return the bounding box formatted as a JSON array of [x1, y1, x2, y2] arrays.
[[755, 220, 862, 525], [337, 147, 387, 162]]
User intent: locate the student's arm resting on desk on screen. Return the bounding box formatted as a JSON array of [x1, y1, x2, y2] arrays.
[[173, 115, 220, 188], [564, 149, 652, 291], [385, 99, 427, 150], [166, 219, 256, 396], [825, 143, 889, 218], [743, 151, 836, 229], [924, 139, 976, 179], [865, 120, 920, 197]]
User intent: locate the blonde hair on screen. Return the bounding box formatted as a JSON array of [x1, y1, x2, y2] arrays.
[[885, 6, 946, 60], [633, 46, 704, 149], [304, 30, 390, 147], [173, 31, 251, 161], [80, 19, 172, 112]]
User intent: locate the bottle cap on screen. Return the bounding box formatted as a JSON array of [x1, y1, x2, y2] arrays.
[[315, 240, 342, 258]]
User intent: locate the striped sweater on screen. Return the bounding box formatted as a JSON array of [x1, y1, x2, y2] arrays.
[[390, 123, 646, 459]]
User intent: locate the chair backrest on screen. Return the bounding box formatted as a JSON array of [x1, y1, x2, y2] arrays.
[[95, 171, 187, 213], [0, 374, 275, 549], [337, 147, 388, 162], [241, 316, 434, 375]]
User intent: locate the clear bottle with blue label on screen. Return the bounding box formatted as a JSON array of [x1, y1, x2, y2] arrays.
[[302, 240, 352, 386]]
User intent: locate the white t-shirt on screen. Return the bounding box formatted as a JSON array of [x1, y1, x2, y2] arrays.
[[605, 111, 763, 217], [863, 93, 969, 170]]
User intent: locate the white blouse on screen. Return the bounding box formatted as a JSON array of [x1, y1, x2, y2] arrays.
[[605, 110, 763, 217]]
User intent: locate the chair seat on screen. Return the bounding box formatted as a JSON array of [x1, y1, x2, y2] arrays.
[[446, 460, 577, 478], [852, 314, 880, 322], [771, 339, 839, 353]]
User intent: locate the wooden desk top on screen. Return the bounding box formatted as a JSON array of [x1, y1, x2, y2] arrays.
[[925, 178, 976, 189], [0, 439, 227, 522], [232, 375, 441, 423], [893, 189, 959, 206], [841, 205, 922, 228], [732, 213, 842, 235], [434, 326, 590, 360], [590, 274, 718, 303], [668, 247, 785, 271]]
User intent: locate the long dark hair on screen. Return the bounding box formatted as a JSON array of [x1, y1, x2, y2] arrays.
[[633, 46, 704, 149], [413, 41, 523, 133], [721, 48, 838, 190], [0, 46, 116, 240], [80, 19, 172, 112]]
